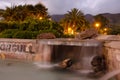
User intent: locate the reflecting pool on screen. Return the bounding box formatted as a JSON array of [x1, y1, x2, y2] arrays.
[[0, 59, 99, 80]]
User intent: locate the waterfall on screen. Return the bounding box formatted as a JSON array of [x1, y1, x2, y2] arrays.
[[36, 39, 103, 71]]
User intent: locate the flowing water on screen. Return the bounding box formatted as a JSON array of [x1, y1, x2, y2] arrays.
[[37, 39, 103, 70], [0, 39, 118, 80], [0, 59, 97, 80], [0, 59, 118, 80]]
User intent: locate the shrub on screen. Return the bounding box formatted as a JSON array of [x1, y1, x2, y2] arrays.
[[62, 34, 74, 38], [13, 31, 39, 39], [0, 29, 18, 38], [0, 22, 8, 32]]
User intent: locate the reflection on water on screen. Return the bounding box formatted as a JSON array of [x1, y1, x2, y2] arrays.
[[0, 59, 98, 80], [0, 59, 117, 80]]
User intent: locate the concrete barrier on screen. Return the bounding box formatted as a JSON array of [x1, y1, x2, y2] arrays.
[[0, 38, 36, 61]]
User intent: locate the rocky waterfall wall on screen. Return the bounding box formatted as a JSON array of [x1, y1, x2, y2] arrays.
[[96, 35, 120, 80]]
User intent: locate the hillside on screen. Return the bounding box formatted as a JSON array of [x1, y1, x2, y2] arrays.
[[51, 13, 120, 25], [102, 13, 120, 25]]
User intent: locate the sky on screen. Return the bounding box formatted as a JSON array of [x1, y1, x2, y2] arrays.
[[0, 0, 120, 15]]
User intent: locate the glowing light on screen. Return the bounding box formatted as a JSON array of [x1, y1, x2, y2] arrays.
[[103, 32, 107, 35], [95, 23, 100, 28], [68, 27, 74, 35], [39, 17, 43, 20], [104, 28, 107, 31], [68, 27, 71, 31]]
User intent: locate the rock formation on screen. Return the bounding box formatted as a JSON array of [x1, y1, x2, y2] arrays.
[[59, 58, 73, 69], [37, 33, 56, 39], [75, 28, 98, 39], [91, 55, 106, 73]]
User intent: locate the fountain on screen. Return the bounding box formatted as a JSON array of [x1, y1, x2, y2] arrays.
[[35, 38, 103, 71], [0, 38, 119, 80]]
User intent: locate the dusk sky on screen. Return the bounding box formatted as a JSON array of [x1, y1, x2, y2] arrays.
[[0, 0, 120, 15]]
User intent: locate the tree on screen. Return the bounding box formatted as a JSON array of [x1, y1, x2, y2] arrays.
[[34, 3, 48, 18], [93, 14, 110, 34], [2, 3, 48, 21], [0, 18, 64, 38], [0, 3, 64, 38], [2, 6, 15, 21], [0, 9, 4, 16], [94, 14, 109, 27], [108, 24, 120, 35], [60, 8, 89, 35]]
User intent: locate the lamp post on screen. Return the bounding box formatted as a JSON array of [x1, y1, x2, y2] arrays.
[[94, 22, 100, 29], [94, 22, 101, 33]]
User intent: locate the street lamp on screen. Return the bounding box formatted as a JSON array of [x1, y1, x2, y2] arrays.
[[94, 22, 101, 33], [94, 22, 100, 28]]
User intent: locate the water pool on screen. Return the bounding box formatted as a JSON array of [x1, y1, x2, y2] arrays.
[[0, 59, 99, 80]]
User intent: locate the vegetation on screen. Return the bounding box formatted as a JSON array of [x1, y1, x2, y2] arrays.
[[108, 24, 120, 35], [0, 3, 120, 39], [93, 14, 110, 34], [94, 14, 109, 27], [60, 8, 90, 35], [1, 3, 48, 21], [0, 3, 64, 39], [0, 18, 63, 39]]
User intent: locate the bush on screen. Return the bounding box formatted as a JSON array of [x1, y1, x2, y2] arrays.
[[0, 29, 18, 38], [7, 21, 19, 29], [62, 34, 74, 38], [0, 22, 8, 32], [13, 31, 39, 39], [108, 25, 120, 35], [0, 18, 64, 39]]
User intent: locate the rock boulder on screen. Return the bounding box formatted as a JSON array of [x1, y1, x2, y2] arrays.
[[75, 28, 98, 39], [37, 33, 56, 39]]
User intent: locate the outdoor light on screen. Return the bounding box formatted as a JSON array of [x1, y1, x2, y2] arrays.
[[68, 27, 74, 35], [103, 28, 108, 35], [39, 17, 43, 20], [104, 28, 107, 31], [95, 22, 100, 28]]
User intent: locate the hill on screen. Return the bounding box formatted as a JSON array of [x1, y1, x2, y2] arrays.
[[51, 13, 120, 25]]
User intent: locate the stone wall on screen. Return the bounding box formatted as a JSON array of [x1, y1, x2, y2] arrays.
[[96, 35, 120, 80], [0, 38, 36, 61], [0, 38, 55, 62], [1, 35, 120, 78], [104, 41, 120, 80]]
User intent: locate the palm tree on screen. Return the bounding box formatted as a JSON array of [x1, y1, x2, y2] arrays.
[[60, 8, 89, 34]]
